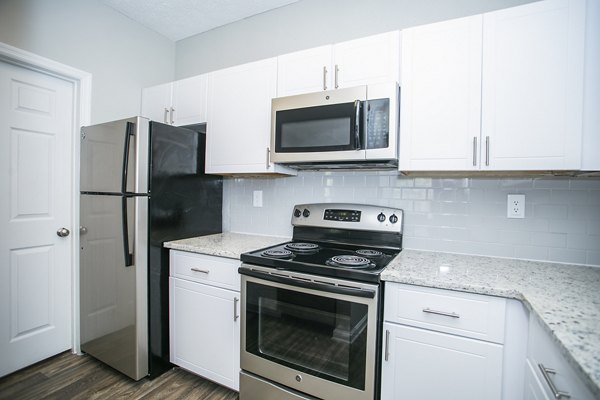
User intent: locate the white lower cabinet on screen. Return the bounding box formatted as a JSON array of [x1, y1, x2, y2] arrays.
[[381, 323, 503, 400], [526, 317, 595, 400], [382, 282, 512, 400], [169, 251, 240, 391]]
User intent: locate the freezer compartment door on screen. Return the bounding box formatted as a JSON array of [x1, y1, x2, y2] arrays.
[[79, 194, 149, 380], [80, 117, 149, 194]]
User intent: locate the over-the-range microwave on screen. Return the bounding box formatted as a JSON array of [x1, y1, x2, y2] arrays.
[[270, 82, 399, 169]]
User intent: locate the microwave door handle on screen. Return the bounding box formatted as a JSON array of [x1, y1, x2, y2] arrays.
[[354, 100, 361, 150]]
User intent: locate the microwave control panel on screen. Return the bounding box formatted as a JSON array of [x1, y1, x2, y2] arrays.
[[366, 98, 389, 149]]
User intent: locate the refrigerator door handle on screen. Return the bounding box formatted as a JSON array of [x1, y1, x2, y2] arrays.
[[121, 122, 135, 194], [121, 196, 134, 267]]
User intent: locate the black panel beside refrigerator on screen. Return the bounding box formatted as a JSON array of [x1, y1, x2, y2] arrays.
[[147, 122, 222, 379], [80, 117, 222, 380]]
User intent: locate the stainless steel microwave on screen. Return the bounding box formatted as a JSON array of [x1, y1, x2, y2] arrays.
[[270, 82, 399, 169]]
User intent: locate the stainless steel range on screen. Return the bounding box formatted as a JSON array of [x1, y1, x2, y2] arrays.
[[239, 203, 403, 400]]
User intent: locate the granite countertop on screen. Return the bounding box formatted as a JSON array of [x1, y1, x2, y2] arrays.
[[164, 232, 288, 259], [382, 249, 600, 398], [164, 234, 599, 396]]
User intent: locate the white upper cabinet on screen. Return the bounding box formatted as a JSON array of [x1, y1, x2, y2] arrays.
[[399, 15, 483, 171], [399, 0, 592, 172], [276, 45, 332, 96], [141, 82, 172, 124], [481, 0, 585, 170], [206, 57, 295, 175], [332, 31, 401, 89], [277, 31, 400, 97], [141, 74, 208, 126]]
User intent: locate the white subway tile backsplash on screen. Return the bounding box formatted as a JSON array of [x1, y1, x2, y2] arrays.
[[223, 172, 600, 266]]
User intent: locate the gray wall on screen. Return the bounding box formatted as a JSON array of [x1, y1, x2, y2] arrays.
[[175, 0, 534, 79], [0, 0, 175, 123]]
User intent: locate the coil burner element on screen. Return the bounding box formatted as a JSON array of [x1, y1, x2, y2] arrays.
[[285, 242, 320, 253], [355, 249, 383, 258], [326, 255, 372, 269], [262, 249, 293, 259]]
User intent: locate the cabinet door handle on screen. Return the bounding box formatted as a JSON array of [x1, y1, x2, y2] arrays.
[[422, 308, 460, 318], [384, 329, 390, 361], [190, 267, 209, 274], [473, 137, 478, 166], [323, 66, 328, 91], [266, 147, 271, 169], [538, 364, 571, 399], [334, 64, 339, 89], [170, 107, 175, 125], [485, 136, 490, 166], [233, 297, 239, 321], [163, 108, 169, 124]]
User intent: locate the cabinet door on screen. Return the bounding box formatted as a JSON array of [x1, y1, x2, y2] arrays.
[[169, 277, 240, 391], [277, 45, 332, 96], [333, 31, 400, 89], [398, 15, 483, 171], [206, 58, 276, 174], [481, 0, 586, 170], [381, 323, 503, 400], [524, 359, 551, 400], [172, 74, 208, 126], [141, 82, 172, 124]]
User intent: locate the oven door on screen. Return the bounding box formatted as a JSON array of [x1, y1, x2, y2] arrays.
[[271, 86, 367, 163], [239, 265, 379, 400]]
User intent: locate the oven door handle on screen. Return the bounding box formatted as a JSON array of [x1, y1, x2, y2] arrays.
[[239, 268, 376, 299]]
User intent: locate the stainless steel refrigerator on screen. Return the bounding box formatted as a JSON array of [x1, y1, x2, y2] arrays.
[[79, 117, 222, 380]]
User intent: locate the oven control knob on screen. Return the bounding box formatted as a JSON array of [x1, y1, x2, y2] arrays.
[[294, 208, 301, 218], [389, 214, 398, 224], [295, 374, 302, 382], [377, 212, 386, 222], [302, 208, 310, 218]]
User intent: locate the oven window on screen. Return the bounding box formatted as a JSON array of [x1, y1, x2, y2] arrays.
[[245, 281, 368, 390], [275, 102, 359, 152]]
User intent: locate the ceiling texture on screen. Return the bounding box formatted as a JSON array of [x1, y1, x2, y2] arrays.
[[102, 0, 301, 41]]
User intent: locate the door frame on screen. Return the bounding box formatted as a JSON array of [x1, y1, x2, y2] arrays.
[[0, 42, 92, 354]]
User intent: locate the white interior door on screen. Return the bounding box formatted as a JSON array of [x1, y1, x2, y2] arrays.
[[0, 60, 74, 377]]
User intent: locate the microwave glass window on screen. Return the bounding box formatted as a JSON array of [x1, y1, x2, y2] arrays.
[[281, 117, 351, 148], [275, 102, 359, 152], [245, 281, 368, 390]]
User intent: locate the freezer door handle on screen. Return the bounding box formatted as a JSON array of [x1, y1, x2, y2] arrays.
[[121, 122, 135, 194]]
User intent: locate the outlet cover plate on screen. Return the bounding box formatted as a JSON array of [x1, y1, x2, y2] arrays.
[[507, 194, 525, 219], [253, 190, 263, 207]]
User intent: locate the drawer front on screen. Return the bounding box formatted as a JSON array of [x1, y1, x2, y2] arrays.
[[384, 282, 506, 343], [528, 317, 595, 400], [170, 250, 240, 290]]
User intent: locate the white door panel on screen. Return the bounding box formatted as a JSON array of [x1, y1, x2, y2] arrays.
[[0, 60, 73, 377]]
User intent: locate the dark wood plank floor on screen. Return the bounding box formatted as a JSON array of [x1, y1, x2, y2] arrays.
[[0, 351, 239, 400]]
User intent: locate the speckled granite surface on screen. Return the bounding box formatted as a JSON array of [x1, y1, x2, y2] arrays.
[[164, 232, 288, 259], [382, 249, 600, 398], [164, 235, 599, 396]]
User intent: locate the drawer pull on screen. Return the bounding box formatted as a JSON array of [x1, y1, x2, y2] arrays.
[[384, 329, 390, 361], [422, 308, 460, 319], [190, 267, 210, 274], [538, 363, 571, 399]]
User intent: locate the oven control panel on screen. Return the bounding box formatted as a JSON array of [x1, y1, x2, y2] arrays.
[[324, 209, 361, 222], [292, 203, 403, 233]]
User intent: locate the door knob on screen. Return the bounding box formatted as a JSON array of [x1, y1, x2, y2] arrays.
[[56, 228, 70, 237]]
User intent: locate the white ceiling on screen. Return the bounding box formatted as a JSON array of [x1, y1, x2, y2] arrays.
[[102, 0, 301, 41]]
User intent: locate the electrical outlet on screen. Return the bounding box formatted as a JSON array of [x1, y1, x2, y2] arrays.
[[253, 190, 263, 207], [507, 194, 525, 219]]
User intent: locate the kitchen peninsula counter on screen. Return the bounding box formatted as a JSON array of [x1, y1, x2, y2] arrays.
[[382, 249, 600, 398]]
